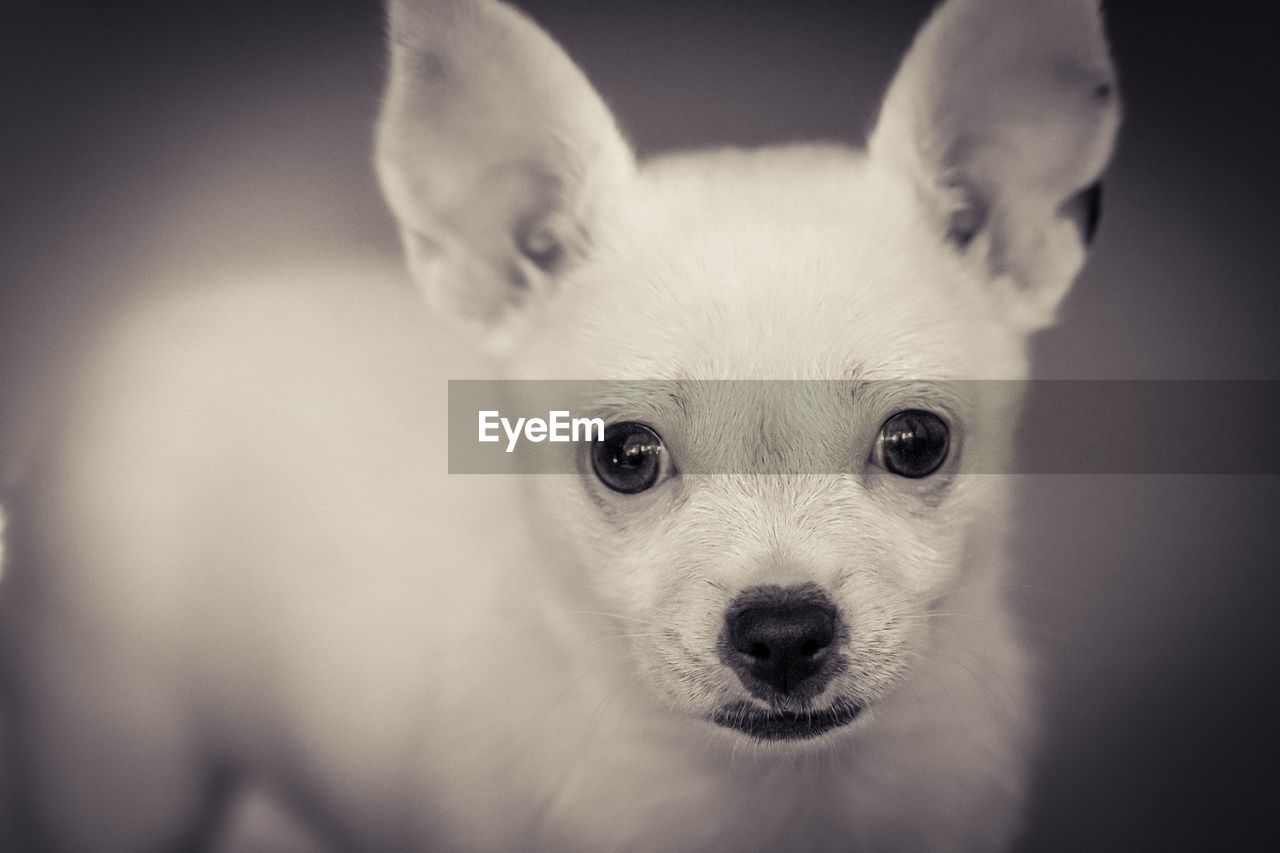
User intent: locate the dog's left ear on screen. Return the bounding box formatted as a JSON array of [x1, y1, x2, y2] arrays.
[[870, 0, 1121, 330]]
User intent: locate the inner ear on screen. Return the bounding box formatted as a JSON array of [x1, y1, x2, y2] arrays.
[[946, 179, 1104, 255], [944, 186, 988, 252], [519, 223, 567, 274], [1060, 181, 1104, 246]]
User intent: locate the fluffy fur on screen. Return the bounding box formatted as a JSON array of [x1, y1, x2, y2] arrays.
[[0, 1, 1119, 850]]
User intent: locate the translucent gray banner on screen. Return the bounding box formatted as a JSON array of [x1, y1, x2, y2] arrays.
[[447, 380, 1280, 474]]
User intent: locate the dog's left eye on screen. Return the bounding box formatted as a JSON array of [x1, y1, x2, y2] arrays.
[[591, 422, 668, 494], [876, 410, 950, 478]]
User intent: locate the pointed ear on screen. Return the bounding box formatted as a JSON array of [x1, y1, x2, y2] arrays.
[[376, 0, 633, 333], [869, 0, 1121, 330]]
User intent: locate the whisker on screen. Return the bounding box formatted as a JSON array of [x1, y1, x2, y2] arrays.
[[566, 609, 659, 626]]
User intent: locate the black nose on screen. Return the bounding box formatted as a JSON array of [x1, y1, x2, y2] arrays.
[[722, 585, 840, 699]]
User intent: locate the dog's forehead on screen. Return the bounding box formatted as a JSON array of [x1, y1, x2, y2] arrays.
[[623, 146, 893, 283], [535, 145, 1018, 381]]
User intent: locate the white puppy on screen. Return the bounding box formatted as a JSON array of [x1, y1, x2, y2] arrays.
[[0, 0, 1119, 850]]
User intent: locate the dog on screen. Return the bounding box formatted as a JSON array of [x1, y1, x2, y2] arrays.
[[0, 0, 1119, 849]]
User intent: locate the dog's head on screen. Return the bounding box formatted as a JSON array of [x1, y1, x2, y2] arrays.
[[377, 0, 1119, 742]]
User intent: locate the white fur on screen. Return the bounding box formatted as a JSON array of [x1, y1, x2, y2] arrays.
[[0, 1, 1119, 850]]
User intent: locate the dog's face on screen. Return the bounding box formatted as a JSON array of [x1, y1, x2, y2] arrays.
[[377, 0, 1119, 742], [512, 152, 1030, 739]]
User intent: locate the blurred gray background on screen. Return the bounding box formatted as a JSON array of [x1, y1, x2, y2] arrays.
[[2, 1, 1278, 849]]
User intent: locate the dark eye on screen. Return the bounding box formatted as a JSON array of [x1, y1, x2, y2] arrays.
[[877, 410, 950, 478], [591, 422, 667, 494]]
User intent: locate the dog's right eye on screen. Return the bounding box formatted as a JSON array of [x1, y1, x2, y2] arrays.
[[591, 422, 667, 494]]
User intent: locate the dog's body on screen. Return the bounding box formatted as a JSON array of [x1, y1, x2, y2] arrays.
[[0, 1, 1119, 850]]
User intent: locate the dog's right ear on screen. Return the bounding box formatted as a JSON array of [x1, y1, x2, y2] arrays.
[[376, 0, 633, 337]]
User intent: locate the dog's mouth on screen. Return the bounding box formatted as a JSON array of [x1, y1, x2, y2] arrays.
[[711, 699, 861, 741]]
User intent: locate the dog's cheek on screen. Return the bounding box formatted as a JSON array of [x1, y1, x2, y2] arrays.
[[632, 566, 741, 712], [605, 521, 711, 619], [821, 519, 952, 678], [599, 519, 743, 698], [522, 481, 708, 700], [905, 478, 1002, 599], [860, 486, 975, 597], [520, 477, 625, 589], [830, 571, 925, 701]]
